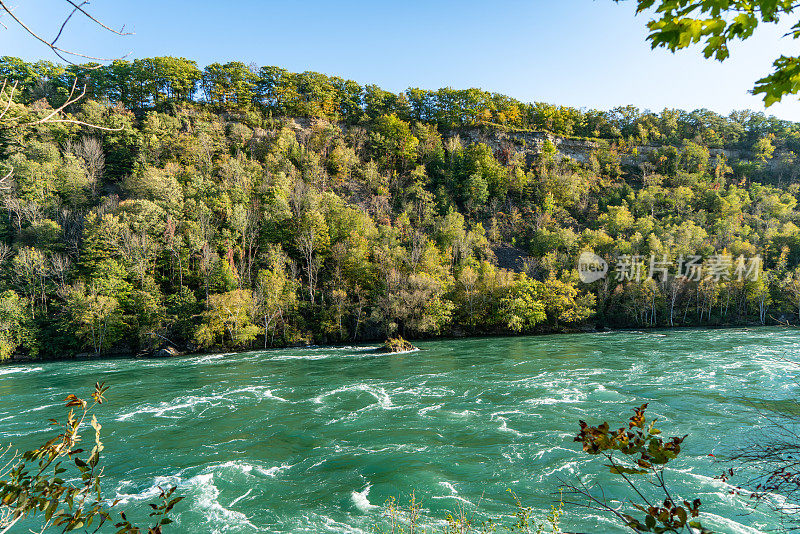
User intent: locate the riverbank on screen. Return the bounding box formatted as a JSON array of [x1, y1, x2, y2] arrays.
[[3, 320, 781, 365]]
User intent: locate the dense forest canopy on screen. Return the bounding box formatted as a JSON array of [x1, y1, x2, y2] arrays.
[[2, 55, 797, 146], [0, 55, 799, 360]]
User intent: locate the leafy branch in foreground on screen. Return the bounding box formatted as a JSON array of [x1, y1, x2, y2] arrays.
[[622, 0, 800, 106], [565, 403, 711, 533], [0, 382, 182, 533]]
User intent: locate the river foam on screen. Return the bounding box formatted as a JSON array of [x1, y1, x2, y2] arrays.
[[4, 329, 798, 533]]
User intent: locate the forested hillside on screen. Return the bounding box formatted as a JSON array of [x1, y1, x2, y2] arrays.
[[1, 55, 799, 360]]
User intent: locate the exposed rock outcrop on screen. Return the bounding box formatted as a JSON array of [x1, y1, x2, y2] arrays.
[[455, 127, 753, 168], [151, 346, 182, 358], [375, 336, 418, 354]]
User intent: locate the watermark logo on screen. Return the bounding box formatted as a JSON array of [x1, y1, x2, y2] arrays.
[[576, 253, 763, 283], [578, 252, 608, 283]]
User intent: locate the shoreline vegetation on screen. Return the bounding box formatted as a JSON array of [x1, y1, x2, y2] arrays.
[[2, 56, 800, 362], [1, 323, 781, 365]]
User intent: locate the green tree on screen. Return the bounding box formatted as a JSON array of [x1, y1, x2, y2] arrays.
[[541, 276, 596, 326], [12, 247, 49, 317], [65, 284, 124, 354], [370, 113, 419, 171], [253, 249, 298, 347], [195, 289, 260, 349], [500, 275, 547, 333], [202, 62, 256, 109], [0, 290, 31, 360]]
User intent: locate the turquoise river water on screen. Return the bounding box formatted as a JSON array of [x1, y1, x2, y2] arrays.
[[1, 328, 798, 533]]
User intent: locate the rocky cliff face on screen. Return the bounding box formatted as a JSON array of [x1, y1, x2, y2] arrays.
[[282, 117, 760, 169], [454, 127, 755, 168]]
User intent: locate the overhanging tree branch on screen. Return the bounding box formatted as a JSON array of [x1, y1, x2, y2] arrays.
[[620, 0, 800, 105], [0, 0, 132, 64], [0, 77, 123, 131], [0, 79, 16, 122], [0, 3, 129, 134]]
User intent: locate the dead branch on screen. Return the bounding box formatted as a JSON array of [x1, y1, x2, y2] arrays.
[[0, 165, 12, 191], [0, 1, 129, 132], [0, 79, 16, 122], [0, 0, 132, 64], [1, 77, 122, 131]]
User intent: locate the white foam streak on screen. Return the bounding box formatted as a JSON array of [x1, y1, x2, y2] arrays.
[[701, 512, 767, 534], [351, 484, 377, 512], [418, 404, 443, 416], [193, 473, 258, 532], [115, 468, 263, 533], [0, 366, 42, 376], [432, 481, 473, 505], [229, 488, 252, 507], [117, 386, 290, 421], [212, 460, 293, 478], [313, 384, 395, 410]]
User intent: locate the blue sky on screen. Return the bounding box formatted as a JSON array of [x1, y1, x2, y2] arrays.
[[3, 0, 800, 120]]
